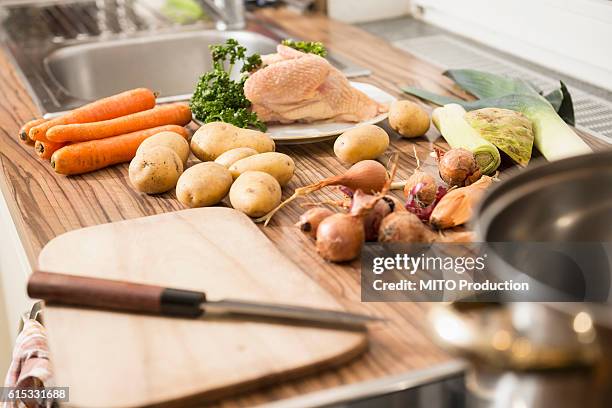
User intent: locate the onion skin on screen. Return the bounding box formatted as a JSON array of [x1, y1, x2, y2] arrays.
[[316, 213, 365, 262], [406, 185, 448, 222], [403, 171, 437, 205], [438, 148, 481, 187], [363, 198, 393, 241], [296, 208, 334, 239], [349, 190, 396, 241], [348, 189, 375, 214], [378, 212, 434, 243]]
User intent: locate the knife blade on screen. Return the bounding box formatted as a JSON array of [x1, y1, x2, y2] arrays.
[[28, 271, 382, 330], [203, 299, 380, 327]]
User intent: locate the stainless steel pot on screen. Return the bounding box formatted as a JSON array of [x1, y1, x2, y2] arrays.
[[430, 150, 612, 407]]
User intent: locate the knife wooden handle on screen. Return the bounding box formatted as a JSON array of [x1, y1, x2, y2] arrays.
[[28, 271, 206, 317]]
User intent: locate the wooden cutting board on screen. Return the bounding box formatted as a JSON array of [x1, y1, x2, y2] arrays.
[[38, 208, 367, 408]]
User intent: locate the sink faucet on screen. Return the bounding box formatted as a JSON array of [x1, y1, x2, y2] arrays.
[[199, 0, 246, 30]]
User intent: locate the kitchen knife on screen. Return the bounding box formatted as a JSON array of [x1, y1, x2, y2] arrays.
[[27, 271, 382, 329]]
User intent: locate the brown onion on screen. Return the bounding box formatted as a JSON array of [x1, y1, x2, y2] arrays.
[[438, 148, 481, 187], [378, 212, 434, 243], [403, 170, 437, 206], [295, 208, 334, 239], [316, 213, 365, 262]]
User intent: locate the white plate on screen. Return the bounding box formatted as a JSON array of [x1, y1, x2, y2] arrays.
[[269, 82, 396, 145]]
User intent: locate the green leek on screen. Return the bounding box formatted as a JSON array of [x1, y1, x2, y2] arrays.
[[432, 104, 501, 175], [403, 69, 592, 162]]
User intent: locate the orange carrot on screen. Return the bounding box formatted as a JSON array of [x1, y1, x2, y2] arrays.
[[35, 140, 67, 161], [46, 103, 192, 143], [19, 118, 46, 144], [30, 88, 156, 142], [50, 125, 190, 176]]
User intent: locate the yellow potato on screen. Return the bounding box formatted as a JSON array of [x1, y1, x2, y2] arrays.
[[129, 146, 183, 194], [214, 147, 259, 168], [191, 122, 275, 161], [389, 100, 430, 138], [229, 171, 281, 218], [176, 162, 233, 208], [229, 152, 295, 186], [333, 125, 389, 164], [136, 131, 190, 164]]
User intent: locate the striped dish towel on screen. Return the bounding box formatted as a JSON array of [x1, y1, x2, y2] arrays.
[[3, 316, 54, 408]]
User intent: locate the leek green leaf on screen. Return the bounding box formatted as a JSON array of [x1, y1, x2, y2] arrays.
[[444, 69, 539, 98], [401, 87, 549, 113], [400, 87, 464, 107], [556, 81, 575, 126], [543, 88, 563, 112]]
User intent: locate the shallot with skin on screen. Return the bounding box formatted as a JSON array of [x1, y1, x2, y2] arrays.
[[405, 183, 448, 221], [331, 185, 407, 242], [377, 211, 475, 243], [316, 213, 365, 262], [378, 212, 435, 243], [404, 171, 437, 206], [296, 207, 334, 239], [403, 147, 437, 206], [437, 148, 481, 187], [256, 160, 388, 226], [430, 175, 493, 229], [315, 155, 400, 262]]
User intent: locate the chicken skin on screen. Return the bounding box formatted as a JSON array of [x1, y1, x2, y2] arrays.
[[244, 45, 384, 124]]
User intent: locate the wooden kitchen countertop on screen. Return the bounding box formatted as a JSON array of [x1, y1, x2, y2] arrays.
[[0, 7, 607, 407]]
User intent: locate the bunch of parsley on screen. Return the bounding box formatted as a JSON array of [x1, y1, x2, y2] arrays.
[[190, 39, 266, 131]]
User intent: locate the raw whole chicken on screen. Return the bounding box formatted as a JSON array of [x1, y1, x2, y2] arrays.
[[244, 45, 385, 124]]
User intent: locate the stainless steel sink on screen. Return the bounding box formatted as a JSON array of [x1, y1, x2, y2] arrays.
[[44, 30, 277, 103], [1, 1, 370, 116]]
